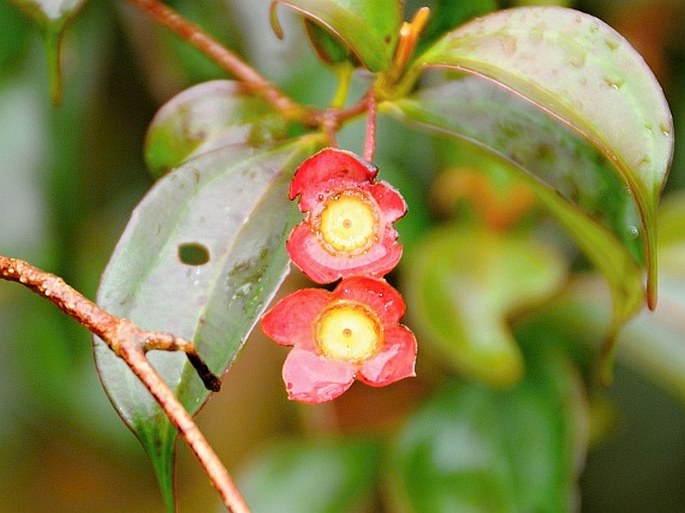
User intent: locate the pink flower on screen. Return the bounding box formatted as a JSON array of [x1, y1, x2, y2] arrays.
[[287, 148, 407, 284], [261, 276, 417, 403]]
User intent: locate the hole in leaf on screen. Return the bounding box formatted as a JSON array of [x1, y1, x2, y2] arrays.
[[178, 242, 210, 266]]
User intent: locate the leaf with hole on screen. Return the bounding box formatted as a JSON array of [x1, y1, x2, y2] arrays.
[[270, 0, 402, 72], [409, 6, 673, 309], [93, 136, 321, 509]]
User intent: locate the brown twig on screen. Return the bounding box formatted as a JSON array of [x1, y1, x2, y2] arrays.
[[145, 334, 221, 392], [321, 95, 372, 144], [0, 256, 248, 513], [2, 6, 381, 513], [118, 342, 250, 513], [126, 0, 310, 123], [336, 94, 371, 125], [125, 0, 376, 131]]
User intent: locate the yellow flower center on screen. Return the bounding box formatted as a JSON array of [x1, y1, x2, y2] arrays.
[[315, 301, 383, 362], [319, 192, 378, 254]]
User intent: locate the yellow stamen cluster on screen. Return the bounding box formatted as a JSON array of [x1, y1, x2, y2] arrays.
[[315, 301, 382, 362], [319, 192, 379, 254]]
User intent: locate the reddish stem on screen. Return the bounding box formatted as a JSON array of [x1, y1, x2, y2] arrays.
[[338, 95, 372, 123], [118, 343, 250, 513], [126, 0, 309, 123], [125, 0, 375, 131], [0, 256, 248, 513], [363, 93, 377, 162]]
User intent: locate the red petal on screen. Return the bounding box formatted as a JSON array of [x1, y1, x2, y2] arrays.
[[290, 148, 377, 206], [282, 348, 356, 403], [287, 223, 403, 284], [261, 288, 329, 349], [286, 223, 342, 283], [358, 325, 417, 387], [332, 277, 406, 324], [296, 177, 373, 214], [368, 181, 407, 223]]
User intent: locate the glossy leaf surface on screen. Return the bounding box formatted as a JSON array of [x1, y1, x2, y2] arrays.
[[404, 226, 567, 386], [145, 80, 286, 178], [387, 75, 646, 329], [270, 0, 402, 72], [388, 350, 587, 512], [530, 192, 685, 403], [237, 438, 381, 513], [412, 6, 674, 306], [93, 137, 320, 506], [304, 19, 352, 66]]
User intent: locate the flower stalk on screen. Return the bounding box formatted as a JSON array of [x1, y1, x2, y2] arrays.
[[364, 93, 377, 162]]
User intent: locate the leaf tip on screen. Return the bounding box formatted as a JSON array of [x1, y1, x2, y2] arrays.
[[647, 255, 658, 311], [647, 283, 658, 311], [598, 328, 619, 387], [269, 1, 285, 39]]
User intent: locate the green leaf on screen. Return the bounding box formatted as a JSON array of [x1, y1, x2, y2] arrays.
[[304, 18, 352, 66], [532, 275, 685, 406], [270, 0, 402, 72], [386, 75, 646, 351], [387, 350, 587, 513], [237, 438, 381, 513], [528, 191, 685, 404], [404, 225, 567, 386], [144, 80, 287, 178], [8, 0, 88, 103], [411, 6, 674, 308], [0, 1, 32, 80], [93, 137, 321, 509]]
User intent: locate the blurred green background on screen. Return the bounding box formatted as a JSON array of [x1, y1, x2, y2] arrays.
[[0, 0, 684, 512]]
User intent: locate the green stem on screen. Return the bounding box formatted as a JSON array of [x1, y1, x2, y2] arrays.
[[330, 61, 354, 109], [598, 318, 621, 387], [44, 28, 63, 106]]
